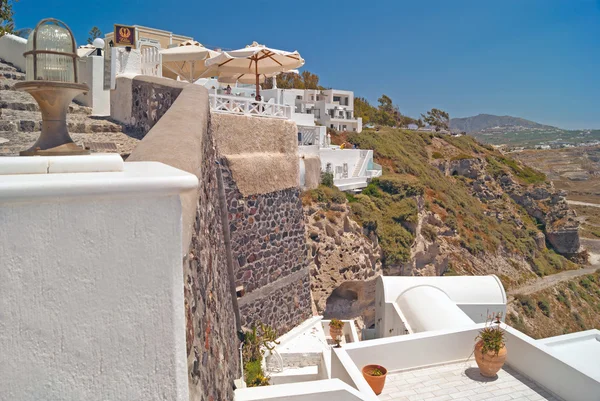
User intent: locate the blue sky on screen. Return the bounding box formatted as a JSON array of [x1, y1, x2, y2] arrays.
[[13, 0, 600, 128]]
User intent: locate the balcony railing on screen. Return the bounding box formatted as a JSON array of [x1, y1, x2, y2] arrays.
[[209, 93, 291, 119]]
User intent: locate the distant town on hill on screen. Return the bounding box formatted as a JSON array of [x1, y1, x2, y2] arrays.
[[450, 114, 600, 149]]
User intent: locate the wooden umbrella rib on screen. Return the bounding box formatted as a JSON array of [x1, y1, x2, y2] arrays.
[[218, 58, 234, 67], [267, 55, 283, 66]]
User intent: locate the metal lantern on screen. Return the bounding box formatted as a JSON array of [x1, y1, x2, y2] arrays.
[[25, 19, 78, 82], [16, 18, 89, 156]]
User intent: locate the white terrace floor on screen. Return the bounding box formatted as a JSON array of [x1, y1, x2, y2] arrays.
[[378, 360, 562, 401]]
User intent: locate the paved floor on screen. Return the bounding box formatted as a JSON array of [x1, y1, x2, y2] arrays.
[[378, 361, 561, 401]]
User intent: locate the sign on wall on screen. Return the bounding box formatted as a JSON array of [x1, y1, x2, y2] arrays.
[[113, 25, 136, 48]]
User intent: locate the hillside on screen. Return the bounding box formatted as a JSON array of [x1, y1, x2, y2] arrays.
[[304, 127, 600, 336], [450, 114, 554, 133]]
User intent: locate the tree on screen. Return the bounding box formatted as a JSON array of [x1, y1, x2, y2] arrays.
[[87, 26, 102, 45], [14, 27, 31, 38], [354, 97, 377, 125], [421, 108, 450, 131], [0, 0, 16, 36]]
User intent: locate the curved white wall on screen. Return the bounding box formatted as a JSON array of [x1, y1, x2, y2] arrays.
[[375, 275, 507, 338], [396, 285, 474, 333], [0, 34, 27, 71]]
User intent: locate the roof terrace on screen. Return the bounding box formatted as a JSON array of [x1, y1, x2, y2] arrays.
[[379, 361, 559, 401]]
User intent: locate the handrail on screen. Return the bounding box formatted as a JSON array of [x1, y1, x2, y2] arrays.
[[209, 93, 291, 119]]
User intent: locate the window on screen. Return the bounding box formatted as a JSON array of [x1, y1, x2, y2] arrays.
[[329, 110, 335, 118], [333, 96, 341, 102], [343, 125, 347, 131], [311, 95, 314, 100], [306, 109, 312, 114], [296, 95, 303, 100], [331, 124, 334, 129], [314, 109, 321, 118], [347, 111, 352, 119]]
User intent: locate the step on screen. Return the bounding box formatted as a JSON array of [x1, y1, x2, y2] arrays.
[[0, 64, 18, 73], [0, 131, 140, 157], [0, 79, 25, 90], [0, 59, 21, 73], [0, 111, 120, 133], [0, 91, 92, 115], [1, 71, 25, 80], [268, 366, 320, 385]]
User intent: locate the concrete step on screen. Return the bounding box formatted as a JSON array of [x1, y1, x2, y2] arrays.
[[268, 366, 320, 385]]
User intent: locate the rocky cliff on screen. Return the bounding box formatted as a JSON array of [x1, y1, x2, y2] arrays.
[[328, 128, 586, 293], [302, 188, 382, 330]]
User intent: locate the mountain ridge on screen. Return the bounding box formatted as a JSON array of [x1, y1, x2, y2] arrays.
[[450, 113, 557, 133]]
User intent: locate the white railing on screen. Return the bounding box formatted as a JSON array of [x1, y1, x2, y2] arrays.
[[209, 93, 291, 119], [140, 46, 162, 77], [298, 125, 319, 146]]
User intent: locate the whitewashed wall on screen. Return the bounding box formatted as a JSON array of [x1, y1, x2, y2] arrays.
[[0, 156, 197, 401], [0, 33, 27, 71], [76, 55, 111, 116]]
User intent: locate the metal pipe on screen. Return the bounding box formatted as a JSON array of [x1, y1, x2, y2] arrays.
[[216, 161, 242, 332]]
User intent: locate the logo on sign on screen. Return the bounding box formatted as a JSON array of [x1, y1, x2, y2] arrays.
[[114, 25, 136, 48]]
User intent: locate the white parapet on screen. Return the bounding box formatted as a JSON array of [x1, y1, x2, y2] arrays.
[[0, 155, 197, 401]]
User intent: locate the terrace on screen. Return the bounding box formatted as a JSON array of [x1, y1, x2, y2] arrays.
[[379, 361, 558, 401], [235, 276, 600, 401]]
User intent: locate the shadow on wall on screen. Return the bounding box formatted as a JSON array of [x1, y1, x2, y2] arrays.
[[324, 280, 378, 329]]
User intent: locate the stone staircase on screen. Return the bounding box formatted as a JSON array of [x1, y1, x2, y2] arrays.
[[0, 59, 139, 157]]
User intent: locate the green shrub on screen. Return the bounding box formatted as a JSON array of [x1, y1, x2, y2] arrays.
[[321, 171, 334, 188], [537, 300, 551, 317], [580, 277, 593, 290], [573, 312, 586, 329], [375, 176, 424, 197], [557, 289, 571, 308], [422, 224, 437, 242], [431, 151, 444, 159], [450, 153, 473, 161], [515, 294, 536, 318]]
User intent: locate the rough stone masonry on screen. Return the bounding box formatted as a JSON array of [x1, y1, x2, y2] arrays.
[[211, 113, 313, 335]]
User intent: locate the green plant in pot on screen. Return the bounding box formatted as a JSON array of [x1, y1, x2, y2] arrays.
[[329, 318, 344, 347], [474, 313, 507, 377], [362, 364, 388, 395]]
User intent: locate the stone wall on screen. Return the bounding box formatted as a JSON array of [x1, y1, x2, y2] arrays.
[[211, 113, 313, 335], [111, 75, 186, 138], [221, 161, 313, 334], [126, 78, 239, 401]]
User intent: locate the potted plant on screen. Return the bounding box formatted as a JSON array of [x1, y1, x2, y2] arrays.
[[329, 318, 344, 347], [362, 364, 388, 395], [474, 314, 507, 378]]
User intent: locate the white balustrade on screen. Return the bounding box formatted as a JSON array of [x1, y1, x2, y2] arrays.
[[140, 46, 162, 77], [209, 93, 291, 119]]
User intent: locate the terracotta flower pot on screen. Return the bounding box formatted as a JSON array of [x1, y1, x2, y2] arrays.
[[362, 364, 387, 395], [474, 340, 507, 377], [329, 326, 343, 342]]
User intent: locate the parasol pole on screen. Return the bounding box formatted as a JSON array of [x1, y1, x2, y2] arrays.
[[255, 57, 260, 99]]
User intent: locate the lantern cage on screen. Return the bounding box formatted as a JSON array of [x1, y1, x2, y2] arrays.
[[24, 18, 78, 83]]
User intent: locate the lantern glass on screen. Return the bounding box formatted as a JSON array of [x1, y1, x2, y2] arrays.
[[25, 20, 76, 82]]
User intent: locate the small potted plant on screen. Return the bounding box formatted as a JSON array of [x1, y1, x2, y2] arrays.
[[474, 313, 507, 378], [362, 364, 387, 395], [329, 318, 344, 347]]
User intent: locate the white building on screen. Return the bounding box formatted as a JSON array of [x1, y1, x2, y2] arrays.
[[262, 88, 363, 133]]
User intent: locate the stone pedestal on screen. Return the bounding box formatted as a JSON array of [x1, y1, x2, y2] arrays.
[[14, 81, 89, 155], [0, 154, 197, 401]]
